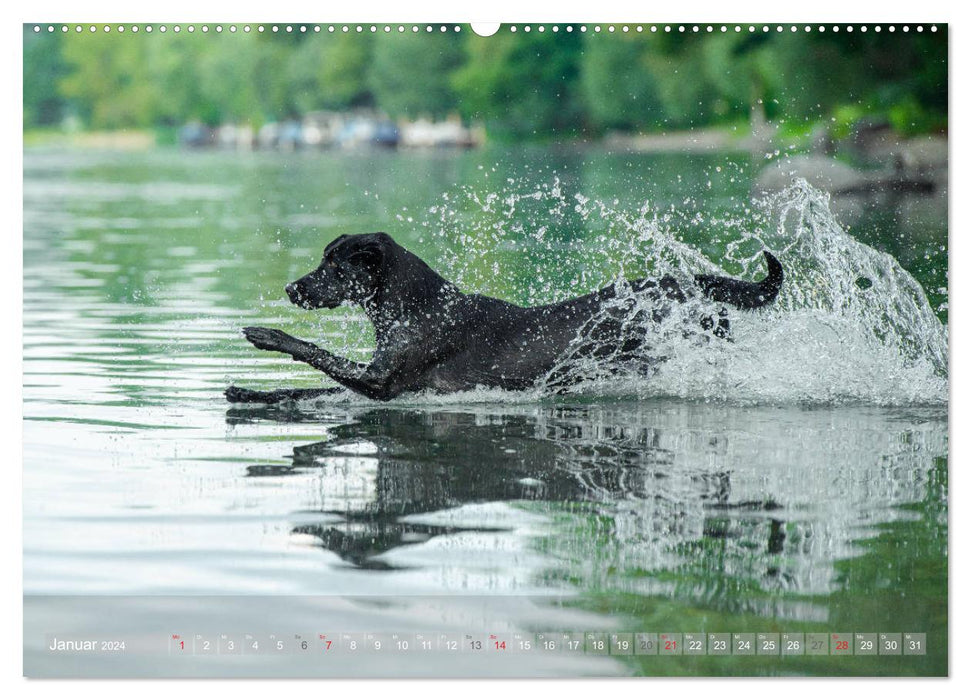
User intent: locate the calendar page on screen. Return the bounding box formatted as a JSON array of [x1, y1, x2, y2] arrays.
[[20, 14, 948, 680]]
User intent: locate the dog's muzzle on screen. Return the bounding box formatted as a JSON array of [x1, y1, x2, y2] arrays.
[[286, 282, 314, 308], [286, 281, 342, 309]]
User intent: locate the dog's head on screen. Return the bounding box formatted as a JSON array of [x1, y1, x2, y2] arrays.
[[286, 232, 394, 309]]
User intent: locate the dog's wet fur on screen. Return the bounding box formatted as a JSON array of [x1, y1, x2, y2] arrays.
[[226, 232, 783, 403]]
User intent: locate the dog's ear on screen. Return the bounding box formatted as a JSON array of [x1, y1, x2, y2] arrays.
[[323, 234, 350, 258], [346, 233, 391, 270]]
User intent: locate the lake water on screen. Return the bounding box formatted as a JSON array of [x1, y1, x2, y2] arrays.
[[22, 146, 947, 676]]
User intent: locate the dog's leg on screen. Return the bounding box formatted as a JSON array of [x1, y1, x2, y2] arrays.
[[224, 386, 343, 404], [241, 327, 408, 401]]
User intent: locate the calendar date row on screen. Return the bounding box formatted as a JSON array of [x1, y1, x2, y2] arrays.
[[168, 632, 926, 656]]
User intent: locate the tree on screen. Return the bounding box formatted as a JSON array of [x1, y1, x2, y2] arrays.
[[369, 31, 465, 118], [318, 33, 375, 109], [24, 28, 69, 126], [452, 28, 585, 139], [59, 30, 159, 128], [580, 32, 665, 131]]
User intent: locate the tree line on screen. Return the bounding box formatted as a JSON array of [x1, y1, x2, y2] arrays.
[[24, 25, 947, 140]]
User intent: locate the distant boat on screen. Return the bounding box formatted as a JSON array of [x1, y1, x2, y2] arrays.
[[177, 122, 215, 148], [182, 111, 486, 151], [278, 120, 303, 151], [337, 117, 399, 149], [399, 116, 481, 148]]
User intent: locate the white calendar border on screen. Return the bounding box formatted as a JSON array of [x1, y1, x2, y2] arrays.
[[4, 0, 963, 697]]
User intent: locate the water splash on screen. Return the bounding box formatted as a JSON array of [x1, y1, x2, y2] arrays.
[[656, 180, 948, 405], [328, 177, 947, 407]]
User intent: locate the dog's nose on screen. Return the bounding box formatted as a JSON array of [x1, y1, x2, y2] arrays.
[[285, 283, 299, 301]]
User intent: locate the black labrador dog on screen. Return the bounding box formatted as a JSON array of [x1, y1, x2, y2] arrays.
[[226, 232, 783, 402]]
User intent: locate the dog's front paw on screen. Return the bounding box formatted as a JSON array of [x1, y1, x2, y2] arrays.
[[242, 327, 298, 353], [225, 385, 262, 403]]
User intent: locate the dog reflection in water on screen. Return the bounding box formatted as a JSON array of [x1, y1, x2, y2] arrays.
[[231, 406, 790, 576]]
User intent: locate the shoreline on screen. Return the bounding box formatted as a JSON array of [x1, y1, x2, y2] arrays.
[[21, 124, 770, 154]]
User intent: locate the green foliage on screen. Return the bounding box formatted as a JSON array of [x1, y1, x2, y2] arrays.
[[24, 29, 69, 126], [369, 32, 464, 118], [641, 36, 726, 127], [831, 104, 870, 139], [580, 33, 665, 130], [317, 33, 375, 109], [23, 24, 947, 140], [888, 95, 945, 136], [59, 30, 159, 128], [452, 29, 585, 139], [150, 34, 225, 125]]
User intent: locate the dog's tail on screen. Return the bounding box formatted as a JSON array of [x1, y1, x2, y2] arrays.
[[694, 251, 783, 310]]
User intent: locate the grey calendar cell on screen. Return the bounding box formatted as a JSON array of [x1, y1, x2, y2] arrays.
[[562, 633, 585, 653], [781, 633, 805, 656], [436, 633, 462, 653], [659, 633, 682, 655], [536, 632, 562, 652], [242, 633, 264, 655], [635, 633, 658, 655], [488, 634, 512, 653], [757, 633, 780, 656], [389, 633, 413, 653], [463, 633, 485, 653], [585, 632, 609, 655], [340, 632, 364, 652], [707, 633, 731, 656], [362, 632, 386, 652], [683, 633, 705, 656], [879, 633, 902, 655], [609, 633, 633, 655], [167, 635, 188, 655], [854, 633, 877, 656], [192, 634, 217, 655], [217, 634, 242, 655], [831, 633, 852, 656], [256, 634, 283, 655], [413, 633, 436, 653], [806, 633, 829, 656], [903, 633, 926, 656], [733, 633, 755, 656], [291, 634, 313, 654], [510, 632, 534, 653]]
